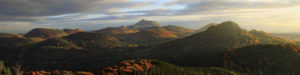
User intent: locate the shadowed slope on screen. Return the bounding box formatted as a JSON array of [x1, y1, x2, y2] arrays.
[[135, 21, 296, 66], [63, 32, 123, 49], [25, 28, 68, 39], [163, 25, 194, 38]]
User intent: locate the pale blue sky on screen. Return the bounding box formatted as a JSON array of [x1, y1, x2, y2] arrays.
[[0, 0, 300, 33]]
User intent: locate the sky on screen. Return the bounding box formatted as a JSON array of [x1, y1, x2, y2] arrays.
[[0, 0, 300, 33]]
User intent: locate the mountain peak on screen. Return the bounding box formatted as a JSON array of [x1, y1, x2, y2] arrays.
[[25, 28, 68, 39], [135, 19, 161, 26], [206, 21, 242, 33], [63, 28, 83, 34], [196, 23, 217, 32], [129, 19, 162, 30], [218, 21, 241, 29]]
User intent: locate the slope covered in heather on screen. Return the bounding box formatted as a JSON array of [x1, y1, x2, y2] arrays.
[[128, 19, 162, 30], [0, 33, 23, 38], [63, 32, 124, 49], [135, 21, 296, 66], [94, 26, 138, 38], [95, 19, 181, 45], [119, 28, 178, 45], [34, 38, 82, 50], [163, 25, 194, 38], [97, 59, 239, 75], [195, 23, 217, 32], [224, 44, 300, 75], [25, 28, 68, 39], [63, 28, 83, 34]]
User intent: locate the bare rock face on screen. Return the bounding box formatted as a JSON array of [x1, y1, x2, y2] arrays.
[[63, 28, 83, 34], [25, 28, 68, 39]]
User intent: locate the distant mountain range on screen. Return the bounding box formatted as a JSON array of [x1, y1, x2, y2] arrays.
[[24, 28, 84, 39], [35, 38, 82, 50], [0, 33, 43, 47], [95, 19, 194, 45], [135, 21, 296, 66], [1, 20, 296, 50], [63, 32, 124, 49], [18, 19, 220, 45], [0, 20, 300, 75], [24, 28, 68, 39]]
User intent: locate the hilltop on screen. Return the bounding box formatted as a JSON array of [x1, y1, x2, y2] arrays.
[[224, 44, 300, 75], [63, 32, 124, 49], [128, 19, 162, 30], [196, 23, 216, 32], [63, 28, 83, 34], [25, 28, 68, 39], [163, 25, 194, 38], [95, 19, 193, 45], [135, 21, 296, 66]]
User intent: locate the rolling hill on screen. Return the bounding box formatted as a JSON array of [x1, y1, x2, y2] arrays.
[[34, 38, 82, 50], [0, 33, 23, 38], [94, 26, 138, 36], [1, 20, 298, 75], [128, 19, 162, 30], [163, 25, 194, 38], [0, 37, 33, 48], [196, 23, 216, 32], [0, 33, 43, 48], [135, 21, 296, 66], [224, 44, 300, 75], [119, 28, 178, 44], [25, 28, 68, 39], [249, 30, 296, 44], [95, 19, 184, 45], [63, 32, 124, 49], [63, 28, 83, 34]]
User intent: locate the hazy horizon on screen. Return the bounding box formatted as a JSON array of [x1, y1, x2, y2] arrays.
[[0, 0, 300, 33]]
